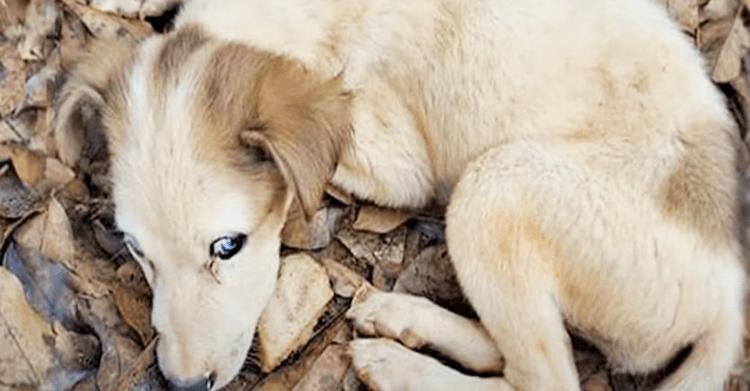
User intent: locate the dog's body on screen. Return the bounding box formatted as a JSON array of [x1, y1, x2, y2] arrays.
[[56, 0, 746, 389]]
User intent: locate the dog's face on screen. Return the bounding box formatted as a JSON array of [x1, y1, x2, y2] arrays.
[[55, 27, 350, 389]]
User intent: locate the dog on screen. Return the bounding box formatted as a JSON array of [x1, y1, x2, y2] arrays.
[[55, 0, 747, 389]]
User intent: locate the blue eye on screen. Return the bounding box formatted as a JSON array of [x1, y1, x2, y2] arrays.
[[210, 234, 247, 260]]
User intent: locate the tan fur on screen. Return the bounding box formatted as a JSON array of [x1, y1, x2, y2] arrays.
[[55, 0, 747, 389], [54, 38, 134, 166]]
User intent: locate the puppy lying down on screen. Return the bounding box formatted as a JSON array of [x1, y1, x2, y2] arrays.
[[55, 0, 747, 390]]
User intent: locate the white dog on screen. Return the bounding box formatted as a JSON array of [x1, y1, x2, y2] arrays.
[[55, 0, 747, 390]]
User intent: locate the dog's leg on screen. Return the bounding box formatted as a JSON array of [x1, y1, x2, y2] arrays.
[[653, 306, 744, 391], [349, 338, 511, 391], [446, 141, 597, 391], [346, 285, 504, 374]]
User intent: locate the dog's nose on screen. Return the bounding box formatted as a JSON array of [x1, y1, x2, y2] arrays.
[[166, 375, 213, 391]]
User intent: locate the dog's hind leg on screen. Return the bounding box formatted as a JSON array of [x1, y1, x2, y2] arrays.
[[653, 305, 744, 391], [446, 141, 589, 391], [446, 138, 745, 391]]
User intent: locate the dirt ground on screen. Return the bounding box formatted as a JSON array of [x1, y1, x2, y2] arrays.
[[1, 0, 750, 390]]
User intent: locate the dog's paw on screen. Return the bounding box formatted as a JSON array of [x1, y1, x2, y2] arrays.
[[345, 286, 433, 349], [348, 338, 440, 391], [349, 339, 512, 391]]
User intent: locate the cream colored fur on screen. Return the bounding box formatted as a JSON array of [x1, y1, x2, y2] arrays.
[[55, 0, 746, 390]]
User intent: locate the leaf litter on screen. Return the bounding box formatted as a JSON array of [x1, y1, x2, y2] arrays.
[[0, 1, 748, 390]]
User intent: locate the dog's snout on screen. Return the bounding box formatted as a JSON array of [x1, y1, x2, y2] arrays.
[[166, 374, 214, 391]]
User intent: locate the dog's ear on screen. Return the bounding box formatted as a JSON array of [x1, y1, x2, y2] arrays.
[[239, 69, 352, 221], [54, 39, 135, 166]]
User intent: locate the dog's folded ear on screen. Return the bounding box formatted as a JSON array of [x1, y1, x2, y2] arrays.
[[54, 39, 135, 167], [239, 70, 352, 221]]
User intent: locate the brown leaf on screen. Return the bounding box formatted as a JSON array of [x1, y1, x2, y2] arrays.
[[257, 253, 334, 372], [712, 8, 750, 82], [113, 261, 153, 345], [0, 121, 23, 144], [11, 147, 47, 187], [0, 165, 43, 219], [659, 0, 701, 33], [291, 344, 350, 391], [18, 52, 61, 112], [252, 319, 349, 391], [352, 205, 413, 234], [699, 0, 750, 82], [14, 197, 77, 263], [62, 0, 152, 41], [321, 258, 365, 298], [18, 0, 59, 61], [335, 226, 407, 277], [0, 0, 28, 37], [0, 40, 26, 117], [325, 184, 353, 205], [59, 7, 90, 68], [114, 337, 163, 391], [582, 371, 613, 391], [282, 206, 342, 250], [0, 267, 98, 390], [78, 296, 143, 391], [39, 157, 76, 192], [2, 241, 81, 329], [394, 243, 472, 316]]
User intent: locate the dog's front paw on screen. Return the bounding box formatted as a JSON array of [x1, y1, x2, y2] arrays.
[[345, 286, 432, 349]]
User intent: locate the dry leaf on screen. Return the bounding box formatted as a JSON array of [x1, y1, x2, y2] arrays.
[[113, 261, 152, 345], [59, 7, 89, 68], [14, 197, 77, 263], [394, 243, 471, 316], [0, 40, 26, 117], [699, 0, 749, 82], [582, 372, 613, 391], [114, 337, 164, 391], [11, 147, 47, 187], [711, 7, 750, 82], [0, 165, 42, 219], [0, 121, 22, 144], [321, 258, 365, 298], [18, 0, 59, 61], [39, 157, 76, 192], [291, 344, 350, 391], [336, 226, 407, 276], [62, 0, 152, 41], [2, 241, 81, 329], [0, 267, 98, 390], [325, 184, 353, 205], [0, 0, 28, 36], [18, 53, 61, 112], [78, 296, 143, 391], [352, 205, 413, 234], [257, 253, 334, 372], [252, 319, 349, 391], [282, 206, 342, 250], [659, 0, 701, 33]]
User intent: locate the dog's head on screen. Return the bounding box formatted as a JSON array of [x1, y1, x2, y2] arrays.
[[55, 27, 350, 389]]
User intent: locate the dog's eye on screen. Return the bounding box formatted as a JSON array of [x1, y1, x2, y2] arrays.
[[210, 234, 247, 260], [123, 234, 145, 258]]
